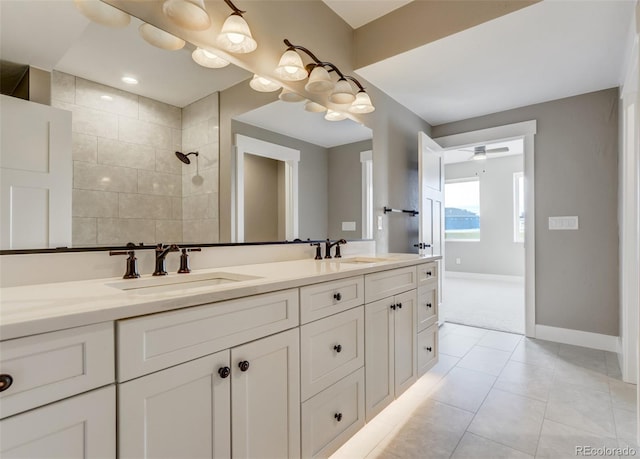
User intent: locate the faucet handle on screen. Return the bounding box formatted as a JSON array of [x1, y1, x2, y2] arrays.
[[334, 239, 347, 258], [110, 250, 141, 279], [310, 243, 322, 260], [178, 248, 201, 273]]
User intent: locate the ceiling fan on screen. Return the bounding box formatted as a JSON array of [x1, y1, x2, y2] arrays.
[[462, 145, 510, 160]]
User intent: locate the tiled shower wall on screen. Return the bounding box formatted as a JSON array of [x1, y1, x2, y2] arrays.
[[51, 71, 220, 246]]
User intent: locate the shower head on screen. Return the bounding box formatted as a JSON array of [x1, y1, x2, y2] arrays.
[[175, 151, 199, 164]]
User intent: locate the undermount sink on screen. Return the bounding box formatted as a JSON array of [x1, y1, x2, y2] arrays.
[[337, 257, 392, 264], [107, 272, 261, 295]]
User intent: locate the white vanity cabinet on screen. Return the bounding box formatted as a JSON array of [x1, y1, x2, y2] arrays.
[[364, 268, 419, 421], [417, 261, 440, 376], [0, 323, 116, 459]]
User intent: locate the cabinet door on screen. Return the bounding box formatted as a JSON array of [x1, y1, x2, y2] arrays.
[[364, 298, 394, 421], [1, 386, 115, 459], [231, 328, 300, 459], [394, 290, 418, 397], [118, 350, 231, 459]]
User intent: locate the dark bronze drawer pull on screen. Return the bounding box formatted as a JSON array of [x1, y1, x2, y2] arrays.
[[333, 292, 342, 301], [424, 346, 432, 352], [218, 367, 231, 378], [238, 361, 250, 372], [333, 344, 342, 353], [0, 374, 13, 392], [334, 412, 343, 422]]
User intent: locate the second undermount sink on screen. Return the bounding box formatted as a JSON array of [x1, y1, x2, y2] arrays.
[[107, 272, 261, 295], [337, 257, 392, 264]]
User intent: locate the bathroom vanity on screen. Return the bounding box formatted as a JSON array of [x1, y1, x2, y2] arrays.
[[0, 254, 440, 459]]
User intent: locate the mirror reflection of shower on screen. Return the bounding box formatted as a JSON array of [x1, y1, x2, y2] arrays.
[[175, 151, 204, 186], [175, 151, 198, 164]]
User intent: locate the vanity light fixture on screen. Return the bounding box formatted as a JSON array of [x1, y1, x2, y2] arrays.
[[273, 39, 375, 116], [192, 48, 230, 68], [279, 88, 305, 103], [249, 74, 281, 92], [121, 76, 138, 85], [304, 100, 326, 113], [139, 23, 186, 50], [324, 109, 347, 121], [73, 0, 131, 28], [162, 0, 211, 31], [216, 0, 257, 54]]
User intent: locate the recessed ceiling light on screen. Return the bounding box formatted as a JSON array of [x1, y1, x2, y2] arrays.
[[121, 76, 138, 85], [100, 95, 113, 101]]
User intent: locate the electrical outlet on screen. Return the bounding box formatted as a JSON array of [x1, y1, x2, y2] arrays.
[[456, 258, 461, 265]]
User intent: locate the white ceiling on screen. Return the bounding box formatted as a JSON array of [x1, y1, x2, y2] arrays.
[[322, 0, 413, 28], [444, 139, 523, 165], [355, 0, 635, 125], [235, 100, 372, 148]]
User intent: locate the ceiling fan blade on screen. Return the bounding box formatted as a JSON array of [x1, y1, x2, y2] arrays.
[[486, 147, 509, 154]]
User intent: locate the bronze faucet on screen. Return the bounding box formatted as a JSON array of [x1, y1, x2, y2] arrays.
[[325, 239, 347, 259], [109, 249, 140, 279], [153, 243, 180, 276]]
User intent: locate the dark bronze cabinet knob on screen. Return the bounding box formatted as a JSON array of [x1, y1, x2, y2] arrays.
[[334, 413, 343, 422], [425, 346, 432, 352], [426, 271, 432, 277], [390, 304, 396, 310], [397, 302, 402, 309], [218, 367, 231, 379], [333, 292, 342, 301], [333, 344, 342, 353], [238, 361, 250, 372], [0, 374, 13, 392], [426, 303, 432, 308]]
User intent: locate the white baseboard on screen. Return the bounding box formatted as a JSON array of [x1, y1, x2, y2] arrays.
[[535, 325, 619, 353], [445, 271, 524, 284]]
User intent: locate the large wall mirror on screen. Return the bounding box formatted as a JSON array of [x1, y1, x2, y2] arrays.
[[0, 0, 373, 251]]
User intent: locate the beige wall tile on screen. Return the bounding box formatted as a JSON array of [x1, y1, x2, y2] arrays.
[[54, 101, 118, 139], [155, 149, 182, 175], [172, 129, 182, 151], [72, 217, 97, 246], [98, 138, 155, 170], [51, 71, 75, 104], [207, 118, 219, 144], [118, 193, 173, 219], [72, 189, 118, 217], [72, 133, 97, 163], [139, 96, 181, 130], [183, 166, 218, 196], [182, 218, 218, 243], [74, 161, 137, 192], [138, 170, 182, 197], [97, 218, 156, 245], [75, 77, 138, 117], [196, 143, 219, 169], [119, 117, 172, 150], [182, 121, 209, 152], [172, 197, 183, 220], [155, 220, 183, 243], [183, 193, 213, 220], [183, 92, 218, 129]]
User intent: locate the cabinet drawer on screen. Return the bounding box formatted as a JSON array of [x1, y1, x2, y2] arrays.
[[364, 266, 417, 303], [118, 289, 299, 381], [417, 285, 438, 332], [300, 276, 364, 324], [417, 261, 438, 287], [300, 307, 364, 401], [301, 368, 365, 459], [418, 325, 438, 376], [0, 322, 114, 419]]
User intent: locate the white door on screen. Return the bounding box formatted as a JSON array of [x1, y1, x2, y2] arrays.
[[1, 386, 115, 459], [0, 95, 72, 249], [393, 290, 417, 397], [364, 297, 394, 421], [231, 328, 300, 459], [418, 132, 445, 322], [118, 350, 231, 459]]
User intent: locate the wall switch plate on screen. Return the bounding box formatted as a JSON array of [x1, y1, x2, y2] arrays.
[[377, 216, 383, 230], [342, 221, 356, 231], [455, 258, 461, 265], [548, 216, 579, 230]]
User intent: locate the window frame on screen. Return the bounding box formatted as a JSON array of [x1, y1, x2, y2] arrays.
[[444, 177, 481, 242]]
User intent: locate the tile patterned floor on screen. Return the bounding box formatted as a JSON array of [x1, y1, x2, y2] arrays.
[[330, 323, 638, 458]]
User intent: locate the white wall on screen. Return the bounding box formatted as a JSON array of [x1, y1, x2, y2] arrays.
[[445, 154, 524, 276]]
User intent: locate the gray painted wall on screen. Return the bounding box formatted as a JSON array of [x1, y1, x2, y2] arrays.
[[432, 88, 619, 336], [445, 154, 524, 276], [328, 139, 372, 240], [232, 120, 329, 240]]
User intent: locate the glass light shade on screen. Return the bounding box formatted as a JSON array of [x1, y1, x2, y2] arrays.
[[348, 91, 375, 114], [249, 75, 281, 92], [304, 100, 326, 113], [73, 0, 130, 28], [279, 88, 305, 103], [324, 109, 347, 121], [329, 78, 355, 104], [139, 23, 185, 50], [216, 14, 257, 53], [192, 48, 230, 68], [305, 66, 334, 93], [274, 50, 307, 81], [162, 0, 210, 31]]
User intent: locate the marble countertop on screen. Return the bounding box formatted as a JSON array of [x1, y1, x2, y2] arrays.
[[0, 254, 438, 341]]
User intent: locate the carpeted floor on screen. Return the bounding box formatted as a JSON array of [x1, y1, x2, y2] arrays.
[[443, 272, 525, 334]]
